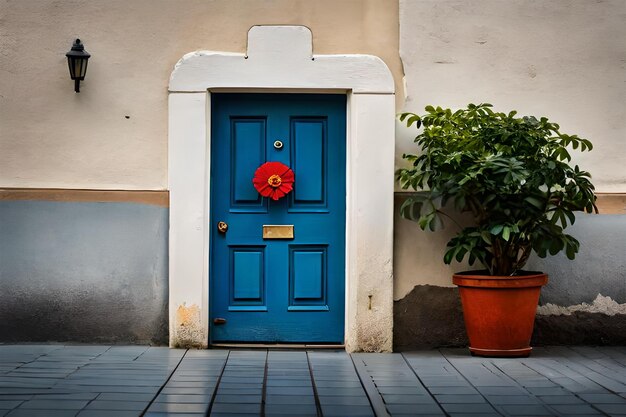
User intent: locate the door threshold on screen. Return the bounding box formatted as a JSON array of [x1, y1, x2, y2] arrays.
[[210, 343, 345, 349]]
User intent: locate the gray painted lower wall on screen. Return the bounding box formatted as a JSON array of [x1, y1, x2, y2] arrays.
[[527, 214, 626, 305], [0, 201, 168, 344], [394, 213, 626, 350], [2, 200, 623, 348]]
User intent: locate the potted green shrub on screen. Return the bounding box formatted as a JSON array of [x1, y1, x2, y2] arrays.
[[397, 103, 597, 357]]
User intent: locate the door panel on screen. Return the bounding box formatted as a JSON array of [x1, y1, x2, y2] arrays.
[[230, 118, 266, 211], [210, 93, 346, 343]]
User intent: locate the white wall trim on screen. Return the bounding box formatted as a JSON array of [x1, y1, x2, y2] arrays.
[[168, 25, 395, 352]]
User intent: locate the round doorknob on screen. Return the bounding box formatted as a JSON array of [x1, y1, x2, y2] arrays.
[[217, 221, 228, 233]]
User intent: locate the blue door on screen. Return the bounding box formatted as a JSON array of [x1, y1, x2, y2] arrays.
[[210, 94, 346, 343]]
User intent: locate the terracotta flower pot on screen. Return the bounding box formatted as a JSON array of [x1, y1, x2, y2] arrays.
[[452, 271, 548, 357]]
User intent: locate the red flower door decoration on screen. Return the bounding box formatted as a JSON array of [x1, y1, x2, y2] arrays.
[[252, 161, 295, 201]]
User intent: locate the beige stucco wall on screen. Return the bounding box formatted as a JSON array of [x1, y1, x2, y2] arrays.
[[0, 0, 401, 190], [395, 0, 626, 298]]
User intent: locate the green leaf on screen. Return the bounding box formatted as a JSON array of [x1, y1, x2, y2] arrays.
[[399, 113, 411, 122], [502, 226, 511, 241], [490, 225, 504, 235], [525, 196, 543, 209], [406, 115, 422, 128]]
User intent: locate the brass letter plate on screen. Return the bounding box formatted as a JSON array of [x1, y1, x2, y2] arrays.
[[263, 225, 294, 239]]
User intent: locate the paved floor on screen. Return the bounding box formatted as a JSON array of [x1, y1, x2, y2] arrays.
[[1, 346, 626, 416]]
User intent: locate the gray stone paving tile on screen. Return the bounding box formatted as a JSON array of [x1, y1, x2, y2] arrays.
[[160, 387, 216, 395], [499, 404, 554, 415], [315, 387, 366, 396], [375, 380, 425, 387], [433, 394, 486, 404], [212, 388, 260, 395], [381, 394, 436, 404], [0, 397, 31, 401], [157, 381, 210, 388], [214, 394, 261, 404], [266, 386, 313, 395], [210, 403, 261, 414], [315, 379, 361, 388], [84, 400, 148, 411], [209, 414, 259, 417], [578, 393, 626, 403], [266, 372, 310, 377], [320, 404, 375, 417], [388, 415, 445, 417], [6, 373, 69, 379], [266, 379, 311, 387], [7, 410, 79, 417], [60, 379, 163, 387], [476, 386, 528, 395], [148, 402, 209, 413], [166, 376, 210, 382], [550, 414, 604, 417], [265, 414, 317, 417], [219, 377, 264, 384], [594, 403, 626, 414], [440, 403, 499, 414], [537, 395, 586, 405], [146, 413, 204, 417], [526, 386, 571, 396], [154, 394, 212, 403], [0, 403, 22, 410], [0, 389, 66, 395], [18, 400, 89, 409], [264, 404, 318, 415], [550, 404, 604, 415], [52, 384, 161, 393], [385, 404, 444, 415], [264, 395, 315, 405], [76, 411, 141, 417], [427, 386, 478, 395], [418, 378, 468, 387], [317, 395, 370, 405], [95, 393, 156, 401], [217, 383, 261, 390], [447, 414, 500, 417], [377, 386, 430, 395], [484, 395, 540, 405], [1, 378, 61, 385], [31, 393, 97, 400]]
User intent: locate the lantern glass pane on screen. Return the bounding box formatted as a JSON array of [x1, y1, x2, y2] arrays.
[[67, 58, 76, 78], [79, 60, 88, 78], [74, 59, 83, 79]]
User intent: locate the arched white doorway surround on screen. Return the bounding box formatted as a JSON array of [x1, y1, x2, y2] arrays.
[[168, 26, 395, 352]]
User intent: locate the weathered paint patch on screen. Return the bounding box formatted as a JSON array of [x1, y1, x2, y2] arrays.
[[394, 285, 467, 350], [538, 294, 626, 316], [172, 303, 204, 349], [354, 305, 394, 353]]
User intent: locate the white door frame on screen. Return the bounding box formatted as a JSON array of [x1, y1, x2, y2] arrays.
[[168, 26, 395, 352]]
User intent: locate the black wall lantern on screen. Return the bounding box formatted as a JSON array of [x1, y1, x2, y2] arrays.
[[66, 39, 90, 93]]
